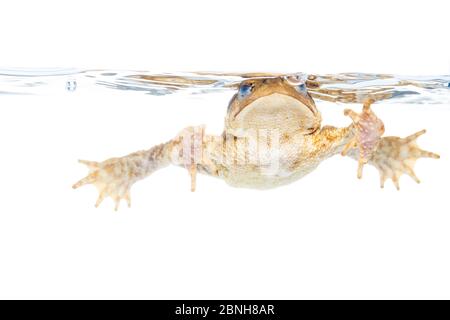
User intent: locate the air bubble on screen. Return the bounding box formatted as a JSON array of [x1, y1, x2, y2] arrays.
[[66, 80, 77, 92]]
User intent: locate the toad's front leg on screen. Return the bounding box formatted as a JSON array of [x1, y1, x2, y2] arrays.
[[341, 99, 385, 179], [73, 126, 212, 210], [342, 100, 439, 189]]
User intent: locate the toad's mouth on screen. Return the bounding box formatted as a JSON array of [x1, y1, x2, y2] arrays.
[[231, 93, 320, 134]]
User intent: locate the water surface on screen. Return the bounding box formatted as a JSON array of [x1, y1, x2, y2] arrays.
[[1, 68, 448, 105]]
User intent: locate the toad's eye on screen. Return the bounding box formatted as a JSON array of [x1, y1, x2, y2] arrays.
[[238, 83, 253, 99], [295, 83, 307, 95]]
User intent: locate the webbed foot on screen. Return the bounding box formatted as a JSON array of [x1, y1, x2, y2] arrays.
[[370, 130, 440, 190], [342, 99, 385, 178], [73, 158, 135, 211]]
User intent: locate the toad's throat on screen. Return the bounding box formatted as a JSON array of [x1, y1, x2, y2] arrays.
[[232, 93, 319, 133]]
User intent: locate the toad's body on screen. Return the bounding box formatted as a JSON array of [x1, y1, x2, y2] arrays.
[[73, 74, 439, 210], [220, 125, 349, 188]]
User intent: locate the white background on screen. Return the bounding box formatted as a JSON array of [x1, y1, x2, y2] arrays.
[[0, 0, 449, 299]]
